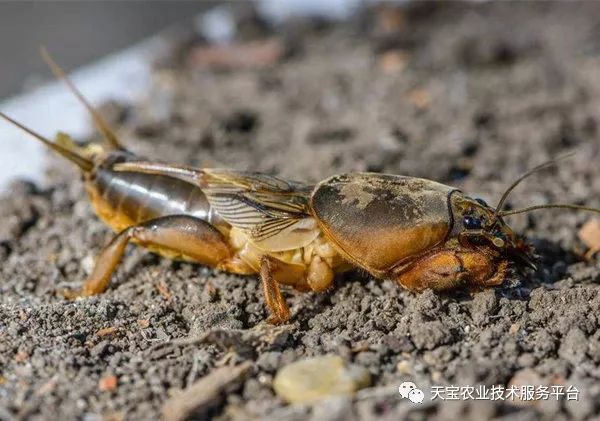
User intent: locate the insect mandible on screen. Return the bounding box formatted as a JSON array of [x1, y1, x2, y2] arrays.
[[2, 50, 599, 324]]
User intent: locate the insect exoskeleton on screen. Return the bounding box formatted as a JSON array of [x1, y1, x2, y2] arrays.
[[310, 173, 520, 292]]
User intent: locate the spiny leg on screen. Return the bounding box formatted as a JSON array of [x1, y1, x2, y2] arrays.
[[64, 215, 232, 297], [260, 255, 292, 325]]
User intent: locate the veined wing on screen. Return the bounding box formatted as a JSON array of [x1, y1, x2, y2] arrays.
[[201, 169, 319, 251], [112, 162, 319, 251]]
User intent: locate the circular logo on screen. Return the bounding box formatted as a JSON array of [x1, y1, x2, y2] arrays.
[[398, 381, 417, 398]]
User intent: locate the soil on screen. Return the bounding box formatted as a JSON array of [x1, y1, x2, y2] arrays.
[[1, 2, 600, 420]]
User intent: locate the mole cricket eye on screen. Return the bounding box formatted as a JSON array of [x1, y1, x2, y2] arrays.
[[475, 198, 488, 207], [463, 215, 482, 230]]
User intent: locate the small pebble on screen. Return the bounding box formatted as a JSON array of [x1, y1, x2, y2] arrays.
[[396, 360, 412, 375], [98, 375, 118, 392], [273, 355, 371, 404]]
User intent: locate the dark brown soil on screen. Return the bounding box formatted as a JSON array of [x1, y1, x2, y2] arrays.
[[1, 3, 600, 420]]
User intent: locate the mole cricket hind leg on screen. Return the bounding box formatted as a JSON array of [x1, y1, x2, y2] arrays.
[[62, 215, 233, 298]]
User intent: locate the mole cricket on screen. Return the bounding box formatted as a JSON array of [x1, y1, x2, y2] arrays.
[[1, 50, 599, 324]]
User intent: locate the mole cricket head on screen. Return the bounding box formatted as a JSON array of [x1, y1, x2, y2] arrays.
[[448, 193, 535, 269]]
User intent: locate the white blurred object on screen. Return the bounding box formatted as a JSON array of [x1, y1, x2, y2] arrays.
[[258, 0, 362, 23], [197, 6, 236, 44], [258, 0, 410, 23]]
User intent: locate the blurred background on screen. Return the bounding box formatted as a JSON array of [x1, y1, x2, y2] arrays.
[[0, 2, 213, 98], [0, 0, 362, 98], [0, 0, 361, 190]]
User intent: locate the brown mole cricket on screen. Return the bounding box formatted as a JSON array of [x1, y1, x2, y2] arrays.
[[2, 51, 600, 324]]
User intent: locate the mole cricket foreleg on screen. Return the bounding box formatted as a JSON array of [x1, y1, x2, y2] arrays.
[[394, 250, 465, 291], [394, 248, 506, 291], [63, 215, 233, 297]]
